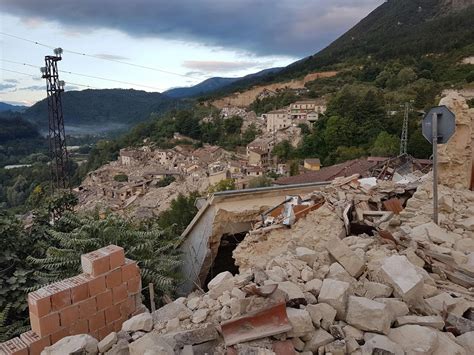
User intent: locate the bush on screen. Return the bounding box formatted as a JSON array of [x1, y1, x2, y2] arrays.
[[114, 174, 128, 182]]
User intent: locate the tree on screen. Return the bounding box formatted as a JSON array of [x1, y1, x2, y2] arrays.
[[272, 140, 294, 161], [397, 67, 417, 85], [157, 192, 198, 235], [327, 146, 366, 165], [323, 116, 355, 152], [248, 176, 272, 188], [242, 124, 259, 145], [370, 131, 400, 157], [223, 116, 243, 134], [208, 179, 236, 193]]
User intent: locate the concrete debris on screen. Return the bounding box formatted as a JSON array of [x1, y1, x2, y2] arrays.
[[318, 279, 350, 319], [346, 296, 392, 334], [121, 312, 153, 332], [97, 332, 117, 353], [41, 334, 98, 355]]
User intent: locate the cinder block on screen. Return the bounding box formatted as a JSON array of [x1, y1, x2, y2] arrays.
[[28, 288, 52, 317], [20, 330, 51, 355], [0, 336, 28, 355], [127, 277, 141, 294], [106, 268, 122, 289], [78, 297, 97, 319], [50, 327, 68, 345], [30, 312, 60, 337], [121, 259, 139, 282], [46, 282, 71, 311], [81, 250, 110, 276], [69, 319, 88, 335], [89, 310, 106, 332], [96, 290, 113, 311], [112, 284, 128, 304], [83, 274, 106, 296], [100, 245, 125, 270], [104, 305, 121, 323], [63, 275, 89, 303], [59, 304, 79, 327]]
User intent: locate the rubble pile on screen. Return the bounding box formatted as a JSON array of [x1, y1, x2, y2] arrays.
[[42, 175, 473, 354]]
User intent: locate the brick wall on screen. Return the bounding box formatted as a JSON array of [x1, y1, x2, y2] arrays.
[[0, 245, 142, 355]]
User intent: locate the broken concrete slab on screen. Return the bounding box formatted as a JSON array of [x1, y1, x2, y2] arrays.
[[286, 307, 315, 338], [153, 301, 192, 323], [318, 279, 350, 319], [388, 325, 438, 355], [325, 238, 365, 277], [395, 315, 445, 330], [380, 255, 424, 303], [375, 298, 410, 318], [346, 296, 391, 334]]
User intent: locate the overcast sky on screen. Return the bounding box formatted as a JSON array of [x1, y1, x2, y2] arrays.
[[0, 0, 383, 105]]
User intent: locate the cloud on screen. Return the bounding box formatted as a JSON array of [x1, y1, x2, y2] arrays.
[[94, 53, 131, 60], [0, 83, 17, 92], [4, 79, 19, 84], [1, 0, 384, 57], [183, 60, 265, 72], [18, 85, 44, 91]]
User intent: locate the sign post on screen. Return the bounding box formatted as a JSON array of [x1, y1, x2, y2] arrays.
[[422, 106, 455, 225]]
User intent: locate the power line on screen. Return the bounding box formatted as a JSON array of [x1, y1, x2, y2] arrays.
[[0, 31, 200, 79], [1, 58, 164, 91], [1, 68, 98, 89]]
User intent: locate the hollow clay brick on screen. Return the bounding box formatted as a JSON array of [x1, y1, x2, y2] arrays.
[[127, 277, 141, 294], [0, 337, 28, 355], [100, 245, 125, 270], [112, 284, 128, 304], [121, 259, 139, 281], [96, 289, 113, 311], [20, 330, 51, 355], [104, 305, 121, 323], [63, 276, 89, 303], [59, 304, 79, 327], [89, 310, 106, 332], [97, 326, 110, 341], [69, 319, 88, 335], [50, 327, 68, 345], [78, 297, 97, 319], [28, 288, 52, 317], [46, 282, 71, 311], [81, 250, 110, 277], [84, 274, 106, 296], [106, 268, 122, 289], [29, 312, 60, 337]]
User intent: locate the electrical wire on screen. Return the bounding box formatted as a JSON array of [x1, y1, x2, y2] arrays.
[[0, 31, 200, 79], [1, 68, 98, 89]]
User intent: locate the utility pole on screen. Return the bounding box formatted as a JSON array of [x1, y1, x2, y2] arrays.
[[400, 102, 409, 155], [41, 48, 69, 191]]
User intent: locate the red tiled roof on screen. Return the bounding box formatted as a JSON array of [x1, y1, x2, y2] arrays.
[[275, 158, 378, 185]]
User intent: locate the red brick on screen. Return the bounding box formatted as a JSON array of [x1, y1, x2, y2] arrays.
[[96, 289, 113, 311], [28, 288, 52, 317], [89, 311, 106, 332], [78, 297, 97, 319], [69, 319, 88, 335], [29, 312, 60, 337], [84, 274, 106, 296], [127, 277, 141, 294], [20, 331, 50, 355], [50, 327, 68, 345], [121, 259, 140, 282], [46, 282, 71, 311], [0, 337, 28, 355], [97, 326, 111, 341], [106, 268, 122, 289], [63, 276, 89, 303], [100, 245, 125, 270], [59, 304, 79, 327], [104, 305, 121, 323], [81, 250, 110, 276], [112, 284, 128, 304]]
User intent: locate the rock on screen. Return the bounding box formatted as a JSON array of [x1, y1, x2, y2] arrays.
[[160, 325, 218, 349], [191, 308, 209, 323], [301, 268, 314, 282], [418, 222, 459, 245], [326, 262, 355, 284], [439, 194, 454, 212], [98, 332, 118, 353], [295, 247, 317, 266], [276, 281, 305, 301], [325, 238, 365, 277], [360, 280, 392, 299], [343, 325, 364, 341], [380, 255, 424, 303], [435, 331, 467, 355], [286, 307, 315, 337], [129, 333, 174, 355], [346, 296, 391, 334], [186, 297, 200, 310], [345, 337, 360, 353], [304, 291, 317, 304], [425, 292, 458, 313], [303, 329, 334, 353], [306, 303, 337, 329], [153, 302, 192, 323], [122, 312, 153, 332], [292, 337, 305, 351], [361, 334, 404, 355], [207, 272, 235, 299], [166, 318, 180, 332], [375, 298, 409, 318], [231, 287, 246, 299], [304, 278, 323, 296], [105, 339, 129, 355], [131, 332, 146, 341], [455, 331, 474, 353], [388, 325, 438, 355], [41, 334, 98, 355], [318, 279, 350, 319], [396, 315, 445, 330], [456, 217, 474, 231], [180, 345, 193, 355], [325, 340, 346, 355], [455, 238, 474, 253]]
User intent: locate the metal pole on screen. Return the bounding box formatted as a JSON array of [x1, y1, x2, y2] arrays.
[[432, 112, 438, 224]]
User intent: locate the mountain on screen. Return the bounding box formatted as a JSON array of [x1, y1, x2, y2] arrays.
[[163, 67, 283, 98], [23, 89, 177, 133], [214, 0, 474, 92], [0, 102, 27, 113]]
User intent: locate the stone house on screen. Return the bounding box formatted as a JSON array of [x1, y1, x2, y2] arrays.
[[304, 158, 321, 171], [119, 149, 144, 166], [248, 148, 269, 168], [264, 109, 291, 132], [288, 100, 326, 120]]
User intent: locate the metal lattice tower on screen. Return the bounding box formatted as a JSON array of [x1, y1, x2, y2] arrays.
[[41, 48, 69, 191], [400, 102, 409, 155]]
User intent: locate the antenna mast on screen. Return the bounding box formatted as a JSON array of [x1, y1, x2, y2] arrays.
[[41, 48, 69, 191], [400, 102, 409, 155]]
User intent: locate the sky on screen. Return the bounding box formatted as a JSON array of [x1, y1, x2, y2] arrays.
[[0, 0, 383, 106]]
